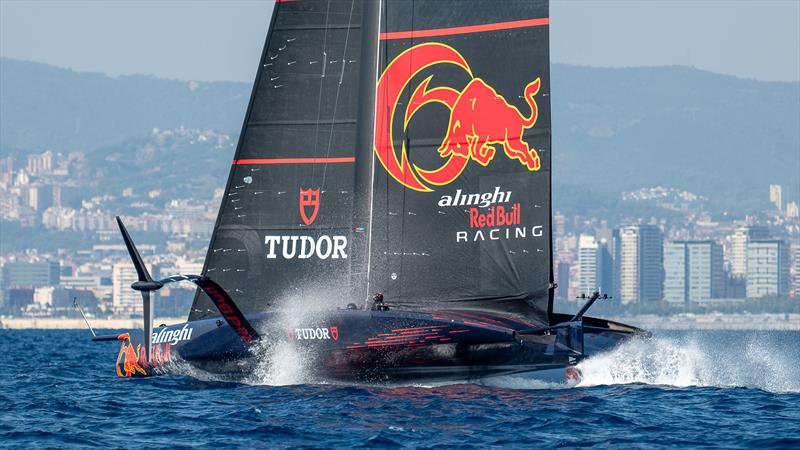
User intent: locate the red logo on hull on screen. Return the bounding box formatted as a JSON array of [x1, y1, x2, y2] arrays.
[[299, 188, 320, 226], [330, 325, 339, 341], [115, 333, 174, 378]]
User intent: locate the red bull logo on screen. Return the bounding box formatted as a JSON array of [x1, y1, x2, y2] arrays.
[[116, 333, 148, 377], [115, 332, 173, 378], [374, 42, 543, 192]]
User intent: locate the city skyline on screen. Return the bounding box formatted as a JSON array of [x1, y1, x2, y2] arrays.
[[1, 2, 798, 320], [3, 179, 798, 319]]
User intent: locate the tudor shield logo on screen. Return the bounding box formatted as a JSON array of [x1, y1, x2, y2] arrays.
[[299, 188, 320, 226], [330, 325, 339, 341]]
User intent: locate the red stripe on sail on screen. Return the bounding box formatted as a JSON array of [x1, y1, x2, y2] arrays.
[[232, 157, 356, 165], [380, 17, 549, 41]]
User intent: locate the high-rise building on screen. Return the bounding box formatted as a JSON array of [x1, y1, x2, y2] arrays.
[[4, 288, 34, 315], [792, 244, 800, 298], [612, 228, 622, 300], [0, 157, 13, 187], [26, 150, 52, 175], [556, 261, 570, 301], [619, 228, 637, 303], [664, 241, 724, 303], [769, 184, 782, 212], [1, 261, 60, 313], [577, 235, 599, 295], [619, 224, 663, 303], [725, 275, 746, 298], [746, 240, 789, 298], [731, 228, 747, 278], [639, 225, 664, 302], [577, 235, 613, 296], [598, 238, 614, 298], [553, 213, 566, 240], [1, 261, 60, 291], [663, 243, 686, 303], [27, 184, 53, 211], [786, 201, 799, 219], [730, 226, 770, 278], [688, 241, 725, 300], [112, 262, 157, 316]]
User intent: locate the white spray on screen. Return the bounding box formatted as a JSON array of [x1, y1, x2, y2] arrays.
[[246, 280, 353, 386], [576, 332, 800, 394]]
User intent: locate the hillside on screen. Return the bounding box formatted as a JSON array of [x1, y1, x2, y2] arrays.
[[1, 58, 798, 214], [0, 58, 249, 153], [551, 64, 800, 213]]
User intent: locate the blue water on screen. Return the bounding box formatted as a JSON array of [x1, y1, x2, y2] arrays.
[[1, 330, 798, 448]]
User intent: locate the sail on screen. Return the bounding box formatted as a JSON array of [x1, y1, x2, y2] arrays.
[[364, 0, 553, 324], [190, 0, 367, 320], [192, 0, 553, 325]]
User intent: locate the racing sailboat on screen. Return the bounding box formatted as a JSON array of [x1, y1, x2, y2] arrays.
[[98, 0, 644, 383]]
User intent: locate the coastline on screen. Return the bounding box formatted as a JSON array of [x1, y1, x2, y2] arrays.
[[1, 313, 799, 331], [609, 313, 800, 331], [0, 317, 188, 330]]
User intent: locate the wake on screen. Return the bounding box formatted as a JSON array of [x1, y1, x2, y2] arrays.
[[168, 329, 799, 394], [576, 332, 800, 394]]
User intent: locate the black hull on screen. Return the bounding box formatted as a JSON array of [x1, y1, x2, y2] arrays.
[[115, 309, 643, 384]]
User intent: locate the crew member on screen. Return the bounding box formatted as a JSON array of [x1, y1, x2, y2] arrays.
[[371, 292, 389, 311]]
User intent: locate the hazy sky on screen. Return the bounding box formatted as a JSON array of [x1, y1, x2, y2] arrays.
[[1, 0, 798, 83]]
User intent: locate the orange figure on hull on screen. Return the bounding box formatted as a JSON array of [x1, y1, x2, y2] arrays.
[[115, 333, 148, 377]]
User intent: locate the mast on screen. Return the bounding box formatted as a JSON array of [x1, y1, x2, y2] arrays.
[[351, 0, 382, 305], [547, 76, 555, 322]]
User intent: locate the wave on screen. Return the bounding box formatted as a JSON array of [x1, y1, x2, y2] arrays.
[[576, 331, 800, 394], [169, 329, 799, 394]]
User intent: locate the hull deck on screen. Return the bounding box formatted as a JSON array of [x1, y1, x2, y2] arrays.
[[115, 309, 642, 384]]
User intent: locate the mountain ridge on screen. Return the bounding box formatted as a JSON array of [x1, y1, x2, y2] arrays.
[[2, 57, 798, 214]]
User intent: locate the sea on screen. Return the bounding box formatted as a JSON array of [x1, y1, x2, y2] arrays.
[[1, 329, 798, 449]]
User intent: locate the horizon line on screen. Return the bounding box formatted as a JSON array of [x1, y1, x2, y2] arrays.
[[2, 56, 798, 84]]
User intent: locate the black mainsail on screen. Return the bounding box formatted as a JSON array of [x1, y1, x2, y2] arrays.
[[192, 0, 553, 325]]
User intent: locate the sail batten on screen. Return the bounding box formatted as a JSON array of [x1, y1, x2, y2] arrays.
[[379, 17, 549, 40], [232, 157, 356, 165]]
